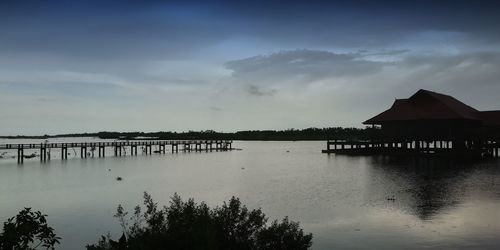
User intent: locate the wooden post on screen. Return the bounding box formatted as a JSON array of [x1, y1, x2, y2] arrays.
[[40, 147, 47, 162], [19, 147, 24, 163]]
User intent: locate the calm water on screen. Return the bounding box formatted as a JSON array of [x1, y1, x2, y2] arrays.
[[1, 139, 499, 249]]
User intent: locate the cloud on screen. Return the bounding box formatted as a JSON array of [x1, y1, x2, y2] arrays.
[[221, 49, 500, 118], [245, 85, 277, 97], [389, 52, 500, 107], [209, 106, 223, 111], [360, 49, 410, 57], [225, 49, 388, 85]]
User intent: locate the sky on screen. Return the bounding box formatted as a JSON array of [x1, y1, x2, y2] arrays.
[[1, 0, 500, 135]]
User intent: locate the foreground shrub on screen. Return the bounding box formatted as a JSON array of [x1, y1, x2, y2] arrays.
[[87, 193, 312, 250], [0, 208, 60, 250]]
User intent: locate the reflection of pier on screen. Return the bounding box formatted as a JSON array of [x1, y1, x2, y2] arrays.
[[367, 157, 476, 220], [0, 140, 233, 164]]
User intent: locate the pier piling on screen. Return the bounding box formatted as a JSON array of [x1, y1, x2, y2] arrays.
[[1, 140, 233, 163]]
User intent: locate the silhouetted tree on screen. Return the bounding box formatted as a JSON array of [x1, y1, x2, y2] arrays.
[[87, 193, 312, 250], [0, 208, 60, 250]]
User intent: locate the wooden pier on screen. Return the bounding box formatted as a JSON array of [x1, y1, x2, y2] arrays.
[[0, 140, 233, 163], [324, 90, 500, 160], [322, 139, 500, 159]]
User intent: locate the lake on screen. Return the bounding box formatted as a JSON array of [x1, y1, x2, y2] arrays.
[[1, 139, 499, 249]]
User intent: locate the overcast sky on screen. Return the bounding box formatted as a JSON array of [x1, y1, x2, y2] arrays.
[[1, 0, 500, 135]]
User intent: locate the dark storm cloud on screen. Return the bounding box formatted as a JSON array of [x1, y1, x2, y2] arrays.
[[2, 0, 500, 63], [0, 1, 244, 63], [211, 0, 500, 48]]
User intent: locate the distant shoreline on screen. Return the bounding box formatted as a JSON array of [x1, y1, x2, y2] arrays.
[[0, 127, 377, 141]]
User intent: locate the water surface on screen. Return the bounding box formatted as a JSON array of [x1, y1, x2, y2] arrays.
[[1, 139, 499, 249]]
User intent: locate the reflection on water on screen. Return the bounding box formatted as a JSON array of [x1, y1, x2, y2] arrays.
[[1, 140, 499, 249], [370, 157, 472, 220], [373, 157, 500, 222]]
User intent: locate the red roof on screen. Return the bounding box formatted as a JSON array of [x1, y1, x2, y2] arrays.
[[363, 89, 498, 125]]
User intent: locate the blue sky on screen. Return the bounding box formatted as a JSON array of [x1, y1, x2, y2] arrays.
[[1, 0, 500, 134]]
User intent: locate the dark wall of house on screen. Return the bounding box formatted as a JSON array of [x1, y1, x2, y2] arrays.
[[480, 126, 500, 139], [379, 119, 482, 140]]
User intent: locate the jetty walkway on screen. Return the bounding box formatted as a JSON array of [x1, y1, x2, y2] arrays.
[[0, 140, 233, 163], [322, 139, 500, 159]]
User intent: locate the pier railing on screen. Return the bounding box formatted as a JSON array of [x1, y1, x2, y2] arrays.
[[0, 140, 232, 150], [0, 140, 233, 163], [322, 139, 500, 158]]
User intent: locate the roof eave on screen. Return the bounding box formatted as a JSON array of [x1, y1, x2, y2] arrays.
[[362, 119, 381, 125]]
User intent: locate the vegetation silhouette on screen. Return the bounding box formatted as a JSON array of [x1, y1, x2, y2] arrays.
[[0, 208, 60, 250], [1, 127, 378, 141], [101, 127, 377, 141], [87, 192, 313, 250]]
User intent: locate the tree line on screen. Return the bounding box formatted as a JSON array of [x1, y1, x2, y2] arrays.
[[1, 127, 380, 141], [95, 127, 378, 140]]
